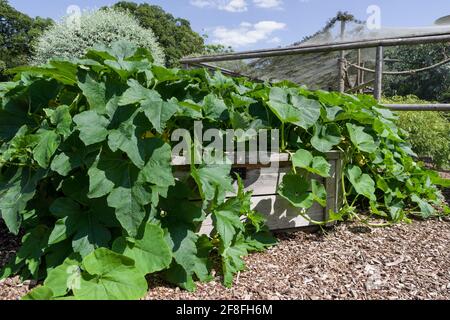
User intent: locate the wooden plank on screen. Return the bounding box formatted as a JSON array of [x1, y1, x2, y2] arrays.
[[171, 151, 343, 166], [374, 46, 384, 101]]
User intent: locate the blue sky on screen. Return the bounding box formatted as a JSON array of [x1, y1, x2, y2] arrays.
[[9, 0, 450, 50]]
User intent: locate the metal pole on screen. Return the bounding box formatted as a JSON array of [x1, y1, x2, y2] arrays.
[[382, 104, 450, 111], [374, 46, 383, 101], [338, 20, 346, 93], [181, 32, 450, 64]]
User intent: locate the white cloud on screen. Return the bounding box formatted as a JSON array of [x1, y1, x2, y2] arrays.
[[211, 20, 286, 48], [190, 0, 248, 12], [253, 0, 283, 9], [267, 36, 281, 44]]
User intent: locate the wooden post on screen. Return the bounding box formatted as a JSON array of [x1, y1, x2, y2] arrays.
[[356, 49, 362, 88], [374, 46, 383, 101], [338, 20, 346, 93]]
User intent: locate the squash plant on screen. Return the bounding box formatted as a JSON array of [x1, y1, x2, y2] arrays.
[[0, 41, 448, 300]]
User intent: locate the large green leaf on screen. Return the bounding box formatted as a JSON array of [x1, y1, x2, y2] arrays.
[[108, 117, 144, 168], [119, 80, 178, 133], [107, 185, 151, 238], [22, 286, 55, 300], [44, 257, 81, 298], [212, 198, 245, 247], [311, 123, 342, 153], [138, 139, 175, 188], [77, 71, 107, 113], [278, 174, 314, 209], [141, 98, 178, 134], [46, 105, 72, 138], [50, 135, 96, 177], [202, 94, 229, 121], [191, 163, 234, 203], [346, 165, 376, 201], [33, 129, 60, 168], [113, 223, 172, 274], [73, 111, 109, 146], [13, 225, 50, 278], [290, 94, 322, 129], [73, 248, 148, 300], [292, 149, 331, 177], [267, 87, 303, 125], [346, 123, 379, 153], [0, 168, 46, 234], [411, 194, 435, 218], [163, 227, 212, 292]]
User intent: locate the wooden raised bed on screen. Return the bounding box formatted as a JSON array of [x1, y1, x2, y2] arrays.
[[172, 151, 344, 233]]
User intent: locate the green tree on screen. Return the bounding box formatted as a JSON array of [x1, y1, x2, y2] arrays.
[[384, 43, 450, 101], [0, 0, 52, 80], [111, 1, 205, 67]]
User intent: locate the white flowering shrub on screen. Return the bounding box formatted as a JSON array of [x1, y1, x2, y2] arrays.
[[32, 8, 165, 65]]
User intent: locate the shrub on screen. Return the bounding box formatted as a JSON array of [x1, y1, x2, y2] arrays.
[[383, 95, 450, 169], [31, 8, 165, 65], [0, 42, 448, 300]]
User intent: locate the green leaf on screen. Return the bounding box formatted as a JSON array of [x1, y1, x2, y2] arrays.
[[411, 194, 435, 218], [108, 118, 144, 168], [46, 105, 72, 138], [73, 248, 148, 300], [141, 98, 178, 134], [14, 225, 50, 278], [50, 135, 95, 176], [48, 215, 81, 245], [191, 164, 234, 203], [107, 185, 150, 238], [163, 228, 212, 292], [202, 94, 229, 121], [267, 87, 303, 125], [44, 257, 81, 297], [0, 168, 46, 234], [77, 71, 107, 113], [290, 94, 322, 129], [49, 198, 82, 218], [87, 150, 124, 199], [33, 129, 60, 168], [278, 174, 314, 209], [292, 149, 331, 177], [220, 236, 249, 288], [138, 139, 175, 187], [212, 198, 245, 247], [311, 123, 342, 153], [346, 123, 379, 153], [22, 286, 54, 300], [346, 165, 376, 201], [113, 223, 172, 274], [71, 215, 111, 257], [73, 111, 109, 146], [118, 79, 156, 106], [311, 179, 327, 207], [119, 80, 178, 133]]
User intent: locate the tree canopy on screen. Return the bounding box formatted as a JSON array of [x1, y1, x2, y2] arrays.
[[384, 43, 450, 102], [0, 0, 52, 80], [111, 1, 205, 67]]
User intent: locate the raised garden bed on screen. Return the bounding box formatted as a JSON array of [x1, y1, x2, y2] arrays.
[[173, 151, 344, 233]]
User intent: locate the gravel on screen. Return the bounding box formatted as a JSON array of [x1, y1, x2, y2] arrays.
[[1, 176, 449, 300]]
